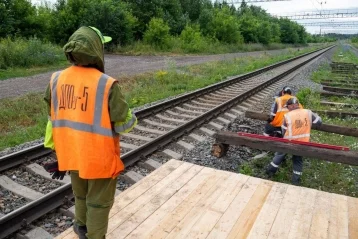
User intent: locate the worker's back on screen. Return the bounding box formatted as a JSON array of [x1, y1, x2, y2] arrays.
[[283, 108, 312, 142], [50, 66, 124, 179]]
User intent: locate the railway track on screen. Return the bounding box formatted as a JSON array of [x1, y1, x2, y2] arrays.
[[0, 45, 333, 239]]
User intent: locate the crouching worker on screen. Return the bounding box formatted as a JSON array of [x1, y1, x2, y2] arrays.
[[43, 26, 137, 239], [264, 86, 302, 137], [265, 98, 322, 185]]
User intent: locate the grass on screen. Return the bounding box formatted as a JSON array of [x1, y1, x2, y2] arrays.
[[0, 93, 48, 149], [310, 62, 332, 83], [324, 96, 358, 104], [332, 45, 358, 64], [115, 39, 314, 56], [238, 149, 357, 197], [0, 61, 69, 81], [124, 46, 321, 108], [0, 46, 322, 151]]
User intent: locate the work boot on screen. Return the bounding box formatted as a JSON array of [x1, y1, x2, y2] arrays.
[[73, 223, 88, 239], [292, 174, 301, 186], [265, 162, 279, 177], [265, 165, 276, 178]]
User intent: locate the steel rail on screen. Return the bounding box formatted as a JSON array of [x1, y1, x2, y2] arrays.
[[0, 184, 73, 239], [134, 46, 330, 119], [0, 45, 333, 239], [0, 145, 52, 172], [122, 47, 333, 167], [0, 45, 332, 173]]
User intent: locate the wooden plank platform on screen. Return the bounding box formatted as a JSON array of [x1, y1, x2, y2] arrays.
[[55, 159, 358, 239]]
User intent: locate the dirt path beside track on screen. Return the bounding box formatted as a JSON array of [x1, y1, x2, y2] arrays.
[[0, 48, 303, 99]]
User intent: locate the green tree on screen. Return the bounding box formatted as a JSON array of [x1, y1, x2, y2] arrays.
[[0, 0, 39, 38], [297, 25, 307, 44], [49, 0, 137, 46], [35, 3, 54, 40], [257, 21, 272, 45], [83, 0, 138, 46], [271, 22, 281, 43], [0, 1, 14, 37], [209, 6, 243, 44], [123, 0, 165, 39], [180, 0, 212, 22], [49, 0, 87, 44], [238, 12, 259, 43], [279, 18, 299, 44], [162, 0, 187, 35], [198, 8, 213, 36]]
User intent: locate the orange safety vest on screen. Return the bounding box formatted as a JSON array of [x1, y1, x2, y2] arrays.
[[283, 109, 312, 142], [50, 66, 124, 179], [270, 94, 301, 127]]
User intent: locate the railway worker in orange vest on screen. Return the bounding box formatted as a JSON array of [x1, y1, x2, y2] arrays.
[[265, 98, 322, 185], [43, 26, 137, 239], [264, 86, 302, 137]]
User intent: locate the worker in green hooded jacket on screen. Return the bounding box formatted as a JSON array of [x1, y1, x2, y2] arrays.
[[43, 26, 137, 239]]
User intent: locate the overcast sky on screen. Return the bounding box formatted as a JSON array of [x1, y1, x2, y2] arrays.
[[241, 0, 358, 34]]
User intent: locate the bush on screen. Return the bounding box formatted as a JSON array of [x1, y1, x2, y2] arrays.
[[296, 88, 320, 109], [210, 7, 244, 44], [143, 18, 171, 48], [0, 37, 64, 69], [180, 25, 207, 53]]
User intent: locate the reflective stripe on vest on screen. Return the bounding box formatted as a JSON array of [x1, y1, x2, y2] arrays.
[[283, 109, 312, 142], [51, 71, 61, 117], [51, 74, 116, 137]]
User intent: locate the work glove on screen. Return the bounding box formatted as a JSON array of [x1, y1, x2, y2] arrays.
[[43, 161, 66, 180]]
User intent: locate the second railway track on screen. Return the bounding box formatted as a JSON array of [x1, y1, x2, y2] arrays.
[[0, 45, 334, 239]]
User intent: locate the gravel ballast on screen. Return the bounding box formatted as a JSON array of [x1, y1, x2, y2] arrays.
[[181, 48, 335, 174]]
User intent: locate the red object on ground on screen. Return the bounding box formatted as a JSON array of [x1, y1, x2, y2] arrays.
[[237, 132, 350, 151]]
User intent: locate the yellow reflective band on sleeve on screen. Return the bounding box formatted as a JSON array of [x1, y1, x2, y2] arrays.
[[114, 110, 137, 134], [44, 120, 55, 150]]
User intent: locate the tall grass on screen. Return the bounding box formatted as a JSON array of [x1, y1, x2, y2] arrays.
[[0, 37, 65, 69], [115, 37, 309, 55]]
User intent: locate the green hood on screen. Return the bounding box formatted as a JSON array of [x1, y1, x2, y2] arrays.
[[63, 26, 105, 73]]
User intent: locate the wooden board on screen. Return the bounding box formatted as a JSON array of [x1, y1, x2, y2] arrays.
[[55, 159, 358, 239], [215, 131, 358, 166]]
